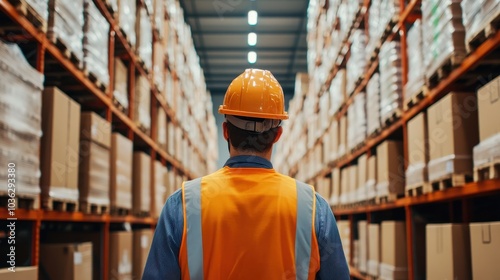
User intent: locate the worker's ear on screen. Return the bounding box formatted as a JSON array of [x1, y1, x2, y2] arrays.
[[223, 122, 229, 141], [273, 126, 283, 144]]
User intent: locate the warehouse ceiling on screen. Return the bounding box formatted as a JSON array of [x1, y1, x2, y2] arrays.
[[178, 0, 309, 98]]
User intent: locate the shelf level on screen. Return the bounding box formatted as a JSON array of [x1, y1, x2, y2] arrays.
[[333, 178, 500, 215]]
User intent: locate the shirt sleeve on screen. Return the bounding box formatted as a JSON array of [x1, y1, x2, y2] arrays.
[[143, 189, 183, 280], [314, 193, 351, 279]]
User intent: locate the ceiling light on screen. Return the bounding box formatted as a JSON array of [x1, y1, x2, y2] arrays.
[[248, 10, 258, 25], [248, 51, 257, 64], [248, 32, 257, 46]]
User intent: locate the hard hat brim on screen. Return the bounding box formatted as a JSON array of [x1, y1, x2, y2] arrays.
[[219, 106, 289, 120]]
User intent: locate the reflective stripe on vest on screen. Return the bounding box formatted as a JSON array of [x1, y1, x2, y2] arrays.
[[184, 178, 204, 280], [183, 178, 315, 280], [295, 180, 314, 280]]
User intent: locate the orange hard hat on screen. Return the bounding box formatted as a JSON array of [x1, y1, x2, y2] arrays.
[[218, 69, 289, 120]]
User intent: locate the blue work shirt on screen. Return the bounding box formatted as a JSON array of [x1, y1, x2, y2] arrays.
[[143, 155, 350, 279]]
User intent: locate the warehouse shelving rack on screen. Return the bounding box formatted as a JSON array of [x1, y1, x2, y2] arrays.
[[290, 0, 500, 279], [0, 0, 211, 279]]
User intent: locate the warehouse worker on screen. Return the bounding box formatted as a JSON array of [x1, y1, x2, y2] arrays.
[[143, 69, 350, 280]]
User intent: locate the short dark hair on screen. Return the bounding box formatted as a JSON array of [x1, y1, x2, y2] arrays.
[[226, 117, 280, 153]]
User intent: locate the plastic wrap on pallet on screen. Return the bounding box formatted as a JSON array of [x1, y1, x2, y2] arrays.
[[118, 0, 136, 47], [422, 0, 466, 79], [0, 42, 43, 194], [346, 30, 367, 95], [473, 133, 500, 168], [366, 73, 381, 135], [134, 75, 151, 131], [367, 0, 382, 57], [26, 0, 49, 22], [48, 0, 84, 62], [83, 0, 110, 87], [428, 154, 473, 182], [405, 20, 425, 101], [113, 59, 129, 110], [379, 41, 403, 123], [136, 7, 153, 71], [367, 0, 401, 58], [405, 162, 427, 187], [462, 0, 500, 43]]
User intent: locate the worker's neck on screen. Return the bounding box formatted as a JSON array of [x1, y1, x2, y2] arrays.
[[229, 147, 272, 161]]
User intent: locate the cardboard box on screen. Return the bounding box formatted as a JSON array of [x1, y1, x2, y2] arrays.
[[133, 152, 151, 213], [79, 140, 110, 207], [368, 223, 381, 277], [357, 154, 368, 201], [340, 167, 349, 205], [349, 165, 358, 203], [377, 141, 405, 197], [406, 112, 429, 186], [426, 224, 471, 280], [330, 168, 340, 206], [470, 221, 500, 278], [41, 87, 81, 200], [330, 120, 339, 161], [366, 155, 377, 199], [358, 221, 368, 273], [427, 92, 479, 180], [157, 108, 167, 151], [338, 115, 347, 157], [477, 76, 500, 141], [337, 220, 351, 266], [110, 231, 133, 280], [153, 161, 166, 217], [0, 266, 38, 279], [40, 242, 92, 280], [110, 133, 133, 210], [80, 111, 111, 148], [381, 221, 408, 279], [113, 58, 129, 110], [133, 229, 154, 279], [167, 121, 175, 156]]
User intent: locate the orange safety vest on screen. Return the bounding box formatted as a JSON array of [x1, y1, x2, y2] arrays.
[[179, 167, 320, 280]]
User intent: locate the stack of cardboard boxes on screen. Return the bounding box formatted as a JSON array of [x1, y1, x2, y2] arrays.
[[110, 231, 133, 279], [133, 229, 154, 279], [79, 112, 111, 212], [376, 140, 405, 200], [41, 87, 81, 208], [110, 133, 133, 213], [474, 76, 500, 180], [40, 242, 93, 280], [133, 152, 151, 215], [427, 92, 478, 184]]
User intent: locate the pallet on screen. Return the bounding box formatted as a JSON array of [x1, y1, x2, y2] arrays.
[[405, 86, 429, 110], [425, 174, 471, 193], [0, 191, 40, 210], [7, 0, 47, 32], [133, 211, 150, 218], [466, 9, 500, 53], [112, 96, 128, 114], [405, 182, 430, 197], [368, 127, 382, 138], [44, 197, 78, 212], [110, 207, 131, 216], [425, 52, 466, 88], [79, 202, 109, 215], [83, 68, 107, 92], [375, 193, 399, 204], [47, 34, 82, 69], [474, 160, 500, 182], [381, 109, 402, 128], [137, 123, 150, 135]]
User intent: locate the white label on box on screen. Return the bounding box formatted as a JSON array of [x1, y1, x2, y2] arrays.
[[446, 160, 453, 173], [74, 252, 82, 265], [141, 235, 150, 249]]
